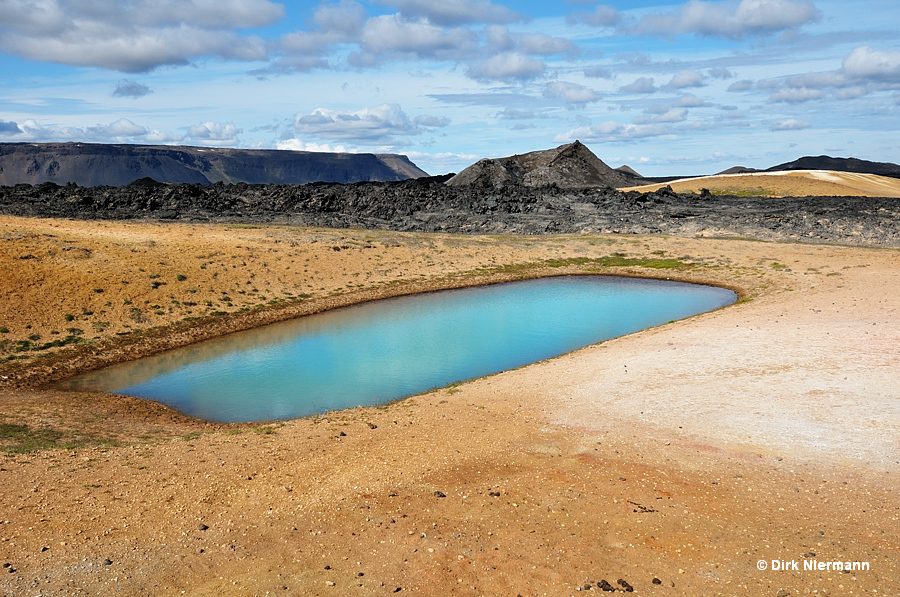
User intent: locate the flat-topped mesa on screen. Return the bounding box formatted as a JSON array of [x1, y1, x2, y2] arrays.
[[0, 142, 429, 187], [446, 141, 635, 189]]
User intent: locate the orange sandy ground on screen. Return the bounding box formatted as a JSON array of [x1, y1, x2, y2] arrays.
[[0, 215, 898, 596]]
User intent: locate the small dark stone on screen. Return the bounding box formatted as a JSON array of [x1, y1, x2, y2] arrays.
[[393, 587, 402, 593], [198, 523, 209, 531], [434, 491, 446, 498], [339, 431, 346, 437], [619, 477, 626, 481], [489, 491, 500, 497], [652, 577, 662, 585], [7, 567, 14, 574], [803, 552, 816, 558], [357, 572, 364, 577], [103, 559, 113, 566], [582, 583, 593, 590], [617, 578, 634, 592], [367, 422, 377, 429], [41, 546, 49, 552], [2, 563, 9, 568], [324, 565, 331, 570], [598, 579, 616, 591]]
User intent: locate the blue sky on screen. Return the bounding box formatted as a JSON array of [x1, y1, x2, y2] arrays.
[[1, 0, 899, 176]]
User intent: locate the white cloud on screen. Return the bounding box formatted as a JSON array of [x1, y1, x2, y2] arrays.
[[144, 129, 183, 143], [632, 0, 820, 40], [413, 115, 451, 127], [496, 108, 541, 120], [466, 52, 545, 82], [566, 5, 620, 27], [291, 104, 443, 145], [260, 1, 366, 74], [276, 139, 349, 153], [674, 93, 712, 107], [783, 71, 848, 89], [0, 0, 281, 72], [3, 117, 180, 143], [0, 120, 24, 135], [554, 121, 675, 143], [620, 77, 656, 94], [517, 33, 578, 56], [309, 0, 368, 37], [484, 26, 576, 56], [727, 79, 754, 91], [359, 14, 477, 60], [833, 87, 868, 100], [769, 118, 810, 131], [636, 108, 688, 124], [665, 70, 706, 89], [92, 118, 150, 137], [112, 80, 152, 98], [739, 46, 900, 106], [584, 66, 612, 79], [378, 0, 522, 26], [841, 46, 900, 83], [186, 122, 242, 145], [403, 150, 481, 174], [708, 67, 733, 79], [768, 87, 824, 103], [543, 81, 600, 105]]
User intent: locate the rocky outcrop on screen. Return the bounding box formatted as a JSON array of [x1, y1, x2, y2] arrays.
[[0, 143, 428, 187], [1, 178, 897, 248], [446, 141, 639, 189]]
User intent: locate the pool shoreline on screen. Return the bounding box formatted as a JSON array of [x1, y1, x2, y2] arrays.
[[9, 265, 745, 394]]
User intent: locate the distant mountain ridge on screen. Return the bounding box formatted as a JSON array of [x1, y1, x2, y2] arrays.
[[713, 156, 900, 179], [0, 143, 428, 187], [446, 141, 642, 189], [766, 155, 900, 179]]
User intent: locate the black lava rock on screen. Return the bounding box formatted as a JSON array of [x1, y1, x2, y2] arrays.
[[617, 578, 634, 592], [0, 180, 896, 248]]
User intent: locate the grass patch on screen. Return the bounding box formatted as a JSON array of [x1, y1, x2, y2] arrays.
[[708, 187, 771, 197], [0, 423, 77, 453]]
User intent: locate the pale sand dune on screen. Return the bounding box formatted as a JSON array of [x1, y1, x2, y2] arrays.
[[623, 169, 900, 197]]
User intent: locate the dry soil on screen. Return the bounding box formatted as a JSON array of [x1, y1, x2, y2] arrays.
[[0, 215, 898, 597]]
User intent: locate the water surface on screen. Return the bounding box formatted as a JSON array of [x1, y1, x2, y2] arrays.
[[61, 276, 735, 422]]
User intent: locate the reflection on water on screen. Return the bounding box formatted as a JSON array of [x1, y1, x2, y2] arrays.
[[59, 276, 736, 422]]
